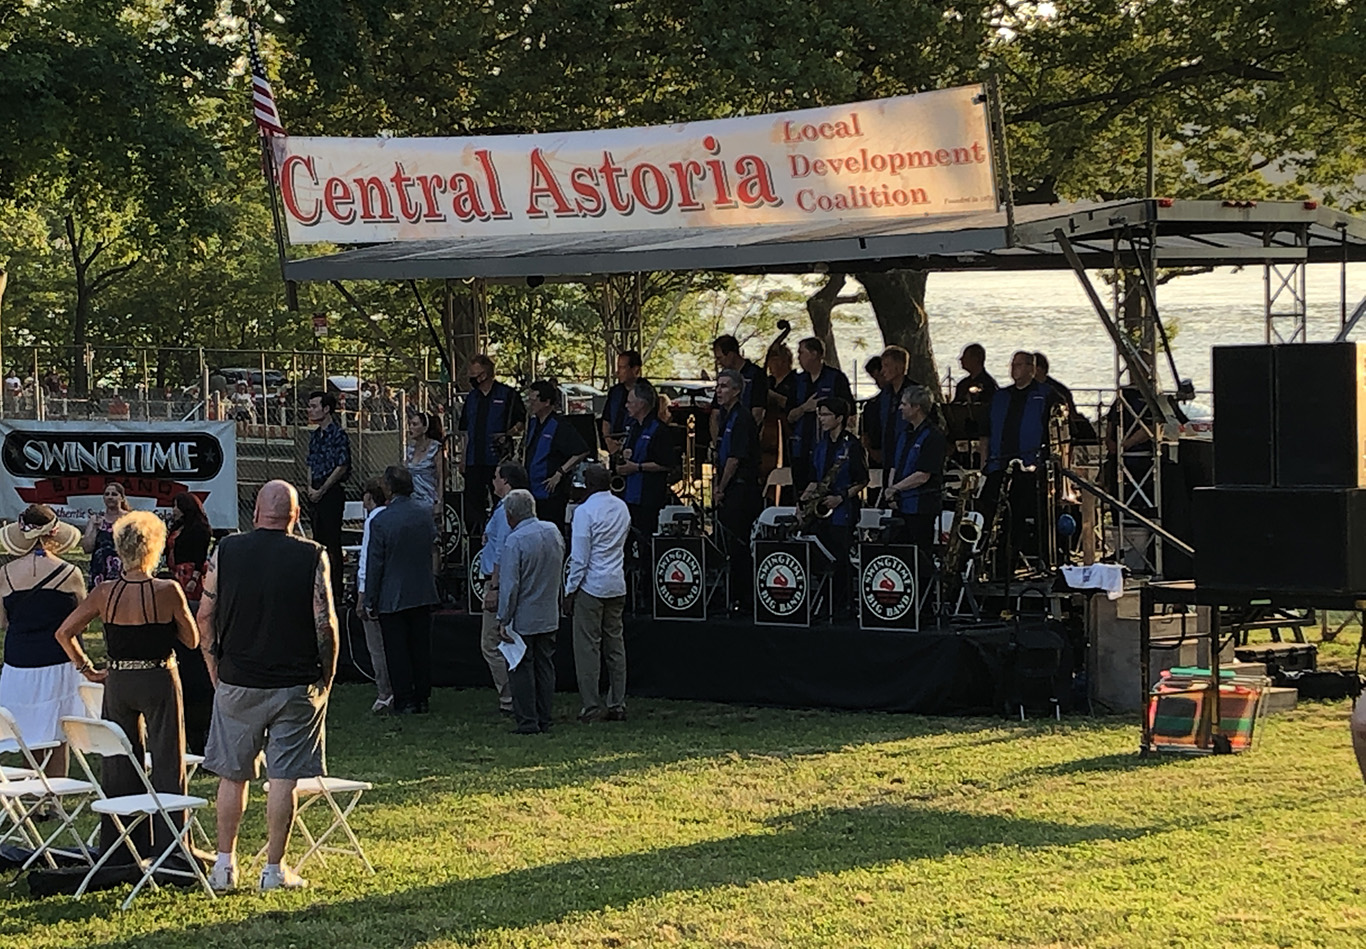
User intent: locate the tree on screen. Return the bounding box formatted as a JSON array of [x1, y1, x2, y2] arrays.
[[0, 0, 238, 391]]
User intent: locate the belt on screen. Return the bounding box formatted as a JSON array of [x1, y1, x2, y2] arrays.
[[107, 658, 176, 671]]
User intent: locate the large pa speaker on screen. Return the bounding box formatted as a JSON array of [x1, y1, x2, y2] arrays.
[[1212, 345, 1275, 486], [1274, 342, 1366, 488], [1192, 486, 1366, 595]]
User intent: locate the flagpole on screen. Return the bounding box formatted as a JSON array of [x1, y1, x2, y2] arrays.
[[247, 15, 298, 311], [259, 135, 298, 310]]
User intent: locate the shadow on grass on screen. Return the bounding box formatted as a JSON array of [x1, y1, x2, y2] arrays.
[[326, 686, 1126, 811], [1011, 750, 1191, 781], [33, 800, 1154, 948]]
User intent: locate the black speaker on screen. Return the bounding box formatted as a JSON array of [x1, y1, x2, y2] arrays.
[[1212, 345, 1275, 486], [1274, 342, 1366, 488], [1193, 486, 1366, 594]]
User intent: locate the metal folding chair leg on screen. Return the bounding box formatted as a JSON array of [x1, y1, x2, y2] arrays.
[[293, 782, 374, 873], [256, 776, 375, 874]]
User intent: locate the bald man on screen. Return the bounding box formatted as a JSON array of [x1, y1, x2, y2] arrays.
[[198, 479, 339, 892]]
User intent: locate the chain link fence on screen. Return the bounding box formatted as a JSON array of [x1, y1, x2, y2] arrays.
[[0, 345, 453, 531]]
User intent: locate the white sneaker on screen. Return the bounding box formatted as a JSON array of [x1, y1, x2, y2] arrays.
[[208, 863, 237, 892], [259, 864, 308, 891], [371, 696, 394, 714]]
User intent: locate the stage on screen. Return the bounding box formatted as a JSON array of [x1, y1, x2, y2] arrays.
[[342, 610, 1076, 716]]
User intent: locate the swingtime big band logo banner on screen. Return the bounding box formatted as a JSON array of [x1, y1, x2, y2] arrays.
[[278, 85, 997, 244], [0, 421, 238, 529]]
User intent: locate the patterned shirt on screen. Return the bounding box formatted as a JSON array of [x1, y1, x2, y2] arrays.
[[307, 420, 352, 486]]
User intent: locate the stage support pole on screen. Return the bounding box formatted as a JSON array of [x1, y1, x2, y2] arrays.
[[1081, 493, 1097, 566]]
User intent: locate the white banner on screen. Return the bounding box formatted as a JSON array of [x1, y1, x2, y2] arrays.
[[0, 420, 239, 530], [280, 85, 996, 244]]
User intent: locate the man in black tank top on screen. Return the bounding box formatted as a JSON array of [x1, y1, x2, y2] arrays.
[[197, 481, 338, 892]]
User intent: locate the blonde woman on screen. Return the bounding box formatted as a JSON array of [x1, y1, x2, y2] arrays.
[[0, 505, 86, 778], [56, 511, 198, 864], [81, 481, 132, 588]]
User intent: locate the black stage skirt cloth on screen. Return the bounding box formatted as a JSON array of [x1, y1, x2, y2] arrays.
[[340, 611, 1067, 716]]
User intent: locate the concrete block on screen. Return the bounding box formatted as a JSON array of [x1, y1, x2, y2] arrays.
[[1088, 594, 1216, 713], [1263, 687, 1298, 714], [1222, 661, 1267, 677]]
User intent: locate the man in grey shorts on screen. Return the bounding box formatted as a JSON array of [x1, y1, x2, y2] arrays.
[[197, 480, 339, 892]]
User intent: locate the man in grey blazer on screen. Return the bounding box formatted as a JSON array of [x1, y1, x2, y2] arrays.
[[497, 488, 565, 734], [364, 465, 440, 714]]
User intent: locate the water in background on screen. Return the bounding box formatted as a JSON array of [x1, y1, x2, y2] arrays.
[[814, 264, 1366, 402]]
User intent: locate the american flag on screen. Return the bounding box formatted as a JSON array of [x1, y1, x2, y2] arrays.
[[248, 21, 286, 136]]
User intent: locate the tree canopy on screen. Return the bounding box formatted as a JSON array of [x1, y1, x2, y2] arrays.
[[1, 1, 1362, 389]]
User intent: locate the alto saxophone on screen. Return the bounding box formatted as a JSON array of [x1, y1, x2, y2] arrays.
[[797, 448, 850, 528], [608, 441, 631, 494]]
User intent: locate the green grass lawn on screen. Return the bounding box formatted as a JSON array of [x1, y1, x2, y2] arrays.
[[4, 674, 1365, 948]]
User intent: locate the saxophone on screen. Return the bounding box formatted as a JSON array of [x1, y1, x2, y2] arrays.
[[797, 445, 850, 528], [980, 460, 1025, 577], [941, 469, 982, 579]]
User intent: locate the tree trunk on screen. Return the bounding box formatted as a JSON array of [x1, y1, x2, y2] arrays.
[[856, 269, 939, 392], [805, 273, 847, 371], [65, 214, 98, 397]]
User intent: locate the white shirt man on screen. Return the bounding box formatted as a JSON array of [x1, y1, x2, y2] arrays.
[[563, 464, 631, 723], [354, 482, 392, 712]]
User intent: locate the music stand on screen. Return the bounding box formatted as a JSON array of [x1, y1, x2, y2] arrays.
[[944, 403, 990, 442]]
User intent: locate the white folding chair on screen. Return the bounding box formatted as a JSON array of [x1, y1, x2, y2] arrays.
[[257, 776, 375, 874], [61, 716, 214, 910], [0, 707, 96, 871], [77, 682, 104, 719]]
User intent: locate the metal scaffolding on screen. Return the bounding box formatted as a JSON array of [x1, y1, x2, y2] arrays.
[[1264, 225, 1309, 344], [599, 273, 644, 386]]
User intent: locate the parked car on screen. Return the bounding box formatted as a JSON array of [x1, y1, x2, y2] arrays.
[[215, 367, 288, 389], [559, 382, 606, 416]]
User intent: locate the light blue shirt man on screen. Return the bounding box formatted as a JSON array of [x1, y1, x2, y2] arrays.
[[479, 498, 510, 577]]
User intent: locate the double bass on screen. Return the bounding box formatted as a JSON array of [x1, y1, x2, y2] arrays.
[[759, 319, 793, 486]]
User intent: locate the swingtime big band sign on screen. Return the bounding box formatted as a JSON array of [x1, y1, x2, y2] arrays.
[[0, 421, 238, 529], [278, 85, 997, 244]]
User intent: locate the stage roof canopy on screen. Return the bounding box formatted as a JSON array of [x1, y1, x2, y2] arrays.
[[283, 199, 1366, 284]]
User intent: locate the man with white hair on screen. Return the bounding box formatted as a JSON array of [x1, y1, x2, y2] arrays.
[[565, 464, 631, 723], [497, 488, 565, 734]]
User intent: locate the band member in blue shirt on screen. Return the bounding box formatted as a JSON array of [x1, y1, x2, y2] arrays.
[[785, 337, 853, 495], [982, 351, 1059, 570], [616, 380, 679, 543], [885, 385, 947, 551], [459, 353, 526, 537], [523, 380, 591, 533], [712, 335, 769, 427], [803, 397, 868, 613], [600, 350, 644, 457], [714, 369, 762, 610]]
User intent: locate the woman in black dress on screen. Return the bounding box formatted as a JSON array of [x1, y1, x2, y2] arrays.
[[57, 511, 198, 863]]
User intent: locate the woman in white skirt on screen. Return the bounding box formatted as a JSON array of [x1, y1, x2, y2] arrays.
[[0, 504, 87, 778]]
